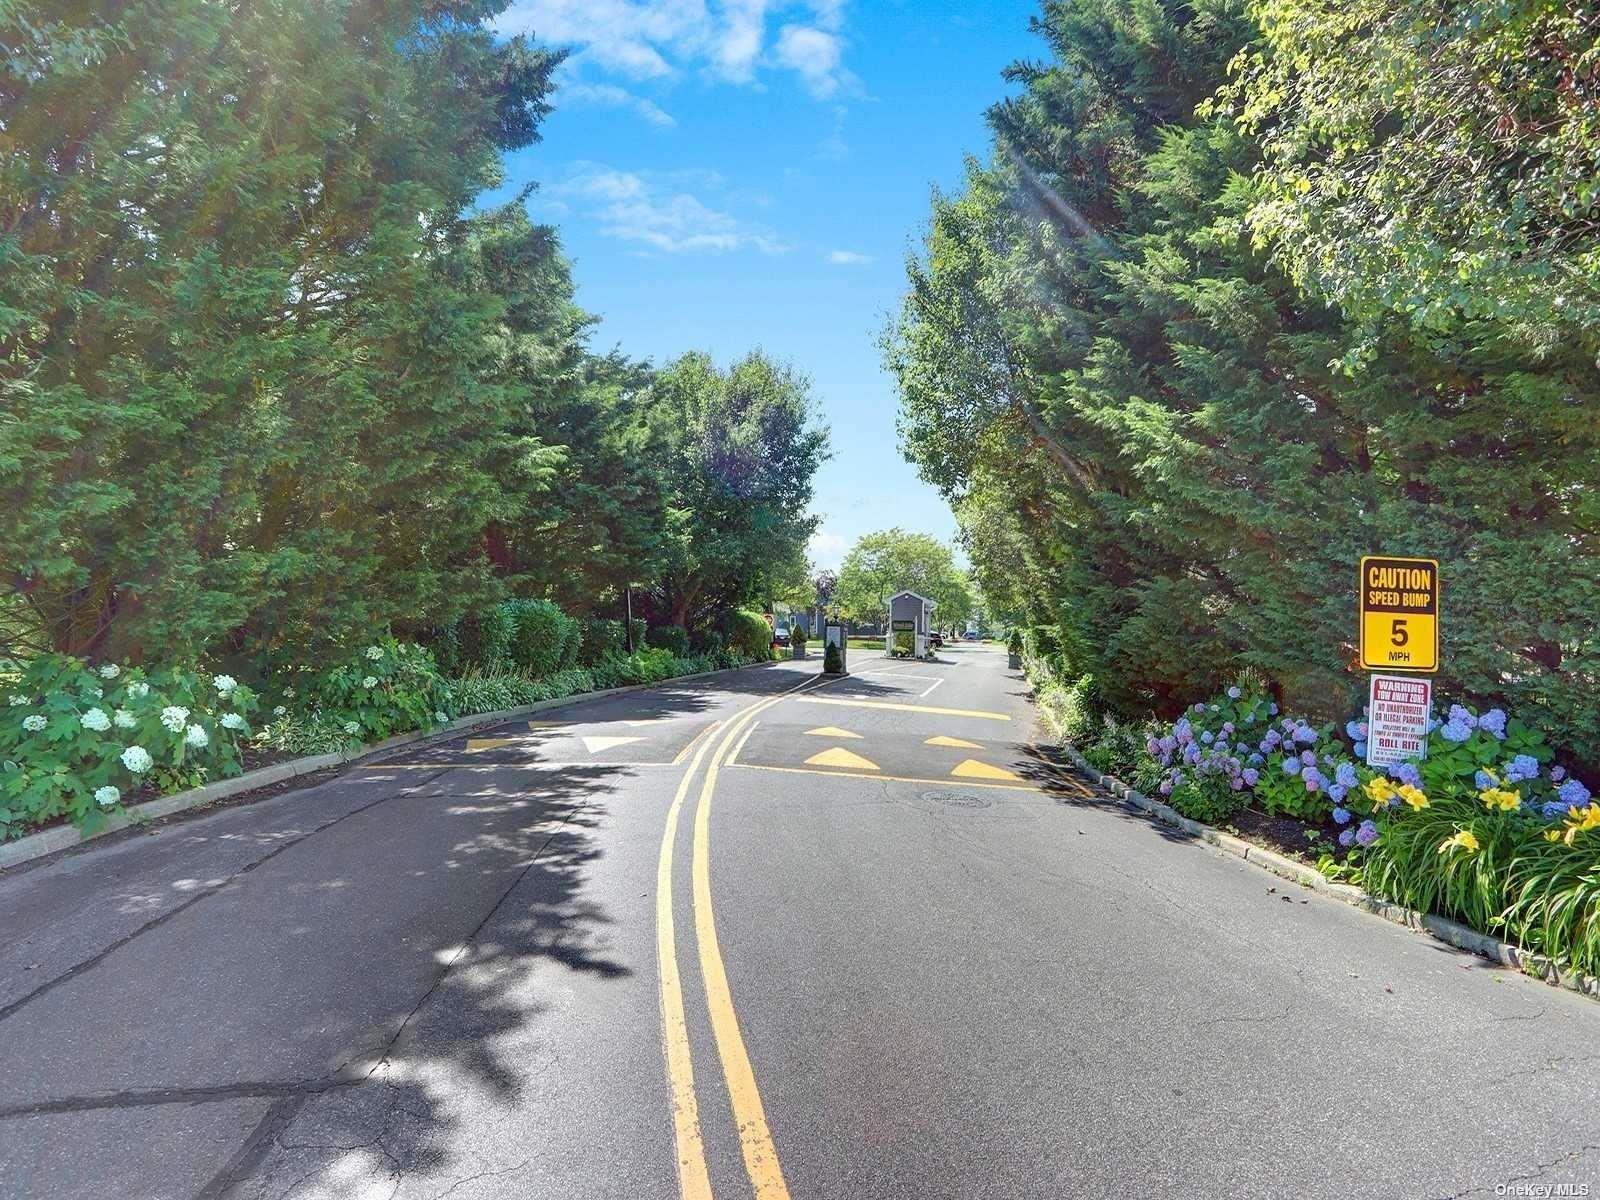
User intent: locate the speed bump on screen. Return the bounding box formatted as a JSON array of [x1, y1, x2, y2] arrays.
[[925, 735, 982, 749], [950, 758, 1022, 782], [804, 726, 861, 739]]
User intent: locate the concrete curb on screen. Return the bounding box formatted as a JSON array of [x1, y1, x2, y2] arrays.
[[0, 660, 777, 873], [1059, 745, 1600, 1003]]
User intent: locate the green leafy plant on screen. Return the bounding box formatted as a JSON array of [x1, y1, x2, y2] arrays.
[[0, 655, 257, 838], [824, 642, 843, 674], [279, 638, 450, 747], [726, 609, 772, 660], [647, 624, 691, 656], [504, 599, 579, 678]]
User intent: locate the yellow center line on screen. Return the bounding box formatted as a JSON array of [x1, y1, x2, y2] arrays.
[[654, 669, 836, 1200], [793, 695, 1012, 721], [671, 719, 724, 766]]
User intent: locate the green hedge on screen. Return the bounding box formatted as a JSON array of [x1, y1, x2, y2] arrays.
[[647, 624, 691, 656], [727, 609, 772, 659], [505, 599, 579, 678]]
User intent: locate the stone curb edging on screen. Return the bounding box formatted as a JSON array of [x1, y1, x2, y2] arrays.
[[1059, 745, 1600, 1003], [0, 660, 777, 873]]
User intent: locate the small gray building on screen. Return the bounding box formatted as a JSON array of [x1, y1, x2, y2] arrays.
[[886, 590, 936, 659]]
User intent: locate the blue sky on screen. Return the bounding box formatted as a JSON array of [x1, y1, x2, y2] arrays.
[[490, 0, 1038, 569]]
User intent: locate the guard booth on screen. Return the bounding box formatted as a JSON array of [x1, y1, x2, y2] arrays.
[[886, 590, 936, 659]]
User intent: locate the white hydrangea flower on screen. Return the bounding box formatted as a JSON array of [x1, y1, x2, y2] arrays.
[[213, 674, 238, 696], [127, 681, 150, 699], [9, 694, 29, 706], [121, 745, 153, 773], [185, 724, 209, 748], [435, 711, 447, 723], [282, 686, 296, 699], [343, 721, 361, 736], [21, 714, 46, 733], [114, 709, 136, 729], [220, 712, 245, 730], [80, 707, 112, 732], [94, 785, 120, 807], [99, 664, 121, 679], [92, 687, 103, 699], [365, 645, 384, 661], [272, 705, 287, 718], [159, 706, 189, 732], [362, 675, 378, 689]]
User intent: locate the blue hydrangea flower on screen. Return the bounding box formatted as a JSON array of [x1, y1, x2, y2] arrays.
[[1353, 740, 1367, 758], [1474, 769, 1496, 790], [1478, 709, 1507, 739], [1559, 778, 1592, 807], [1327, 784, 1347, 804], [1541, 800, 1569, 820], [1227, 686, 1241, 700], [1230, 775, 1246, 791], [1184, 746, 1202, 765], [1355, 820, 1379, 847], [1440, 719, 1472, 743], [1300, 749, 1317, 767], [1282, 758, 1301, 777], [1247, 752, 1263, 766], [1201, 731, 1214, 745], [1159, 778, 1174, 795], [1332, 806, 1352, 826], [1193, 703, 1205, 714], [1263, 729, 1282, 749], [1335, 762, 1358, 789], [1344, 719, 1367, 741], [1338, 828, 1356, 847], [1551, 766, 1567, 783], [1294, 724, 1318, 744], [1222, 721, 1234, 734], [1388, 762, 1421, 787], [1242, 767, 1259, 787], [1447, 704, 1478, 730], [1303, 770, 1323, 793], [1504, 754, 1541, 783], [1269, 702, 1279, 715]]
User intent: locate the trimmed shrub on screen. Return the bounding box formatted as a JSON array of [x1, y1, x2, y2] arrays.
[[456, 605, 517, 670], [727, 609, 772, 659], [505, 599, 577, 678], [647, 624, 691, 656], [824, 642, 842, 674], [579, 617, 626, 665], [628, 618, 647, 653]]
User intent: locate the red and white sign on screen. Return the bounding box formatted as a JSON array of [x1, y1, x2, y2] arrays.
[[1366, 674, 1432, 768]]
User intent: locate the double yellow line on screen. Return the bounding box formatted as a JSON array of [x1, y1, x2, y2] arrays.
[[654, 668, 871, 1198]]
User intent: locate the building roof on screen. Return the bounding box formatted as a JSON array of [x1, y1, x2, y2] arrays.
[[887, 590, 936, 608]]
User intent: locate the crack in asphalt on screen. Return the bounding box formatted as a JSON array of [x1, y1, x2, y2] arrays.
[[0, 1078, 354, 1120], [0, 770, 454, 1026], [1433, 1140, 1600, 1199]]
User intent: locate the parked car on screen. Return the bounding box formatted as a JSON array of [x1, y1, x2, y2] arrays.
[[771, 623, 791, 647], [963, 631, 979, 641], [928, 632, 944, 650]]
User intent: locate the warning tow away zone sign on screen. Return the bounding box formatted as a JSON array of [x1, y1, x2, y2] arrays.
[[1359, 555, 1439, 673]]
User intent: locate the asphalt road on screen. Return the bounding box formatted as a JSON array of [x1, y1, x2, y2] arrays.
[[2, 644, 1597, 1199]]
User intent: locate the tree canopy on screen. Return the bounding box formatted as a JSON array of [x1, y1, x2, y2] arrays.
[[0, 0, 828, 673], [888, 0, 1600, 763], [834, 529, 972, 630]]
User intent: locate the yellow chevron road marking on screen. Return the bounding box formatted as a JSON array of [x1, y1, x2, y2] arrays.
[[803, 746, 880, 770]]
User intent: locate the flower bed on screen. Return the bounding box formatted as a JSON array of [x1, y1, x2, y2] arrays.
[[1025, 653, 1600, 978], [1, 640, 766, 842]]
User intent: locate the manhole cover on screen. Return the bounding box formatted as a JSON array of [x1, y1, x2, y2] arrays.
[[922, 790, 992, 810]]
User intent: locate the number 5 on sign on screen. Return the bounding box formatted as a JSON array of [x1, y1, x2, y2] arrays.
[[1359, 556, 1439, 673]]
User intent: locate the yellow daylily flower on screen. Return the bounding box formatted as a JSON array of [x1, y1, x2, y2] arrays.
[[1479, 787, 1521, 812], [1555, 803, 1600, 847], [1437, 829, 1480, 855], [1396, 783, 1429, 810], [1365, 776, 1398, 810]]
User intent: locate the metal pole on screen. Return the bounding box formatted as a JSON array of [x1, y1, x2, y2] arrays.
[[625, 586, 634, 653]]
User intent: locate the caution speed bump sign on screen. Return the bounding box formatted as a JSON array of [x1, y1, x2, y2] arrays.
[[1358, 555, 1439, 673]]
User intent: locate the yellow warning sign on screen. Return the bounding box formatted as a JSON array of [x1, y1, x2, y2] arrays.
[[1358, 555, 1439, 673]]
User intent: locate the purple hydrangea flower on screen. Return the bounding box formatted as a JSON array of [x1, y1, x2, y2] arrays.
[[1559, 778, 1592, 808], [1222, 721, 1234, 734], [1440, 719, 1472, 744], [1300, 750, 1317, 766], [1159, 735, 1177, 755], [1332, 806, 1351, 826], [1242, 767, 1260, 787], [1478, 709, 1507, 739], [1263, 729, 1282, 750], [1230, 776, 1246, 791], [1303, 771, 1323, 793], [1159, 779, 1174, 795], [1335, 762, 1358, 789], [1338, 828, 1356, 847], [1551, 766, 1567, 783], [1193, 703, 1205, 715], [1146, 737, 1161, 755], [1227, 686, 1242, 700], [1355, 820, 1379, 847]]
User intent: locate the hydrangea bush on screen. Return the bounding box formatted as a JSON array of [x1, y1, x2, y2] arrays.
[[1, 655, 257, 838], [267, 637, 452, 749]]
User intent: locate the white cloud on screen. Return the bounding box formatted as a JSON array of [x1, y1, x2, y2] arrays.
[[774, 24, 843, 97], [826, 249, 871, 265], [808, 529, 848, 569], [497, 0, 852, 95], [552, 162, 787, 254], [561, 80, 677, 127]]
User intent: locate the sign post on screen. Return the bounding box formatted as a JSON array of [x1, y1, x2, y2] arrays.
[[1358, 555, 1439, 673]]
